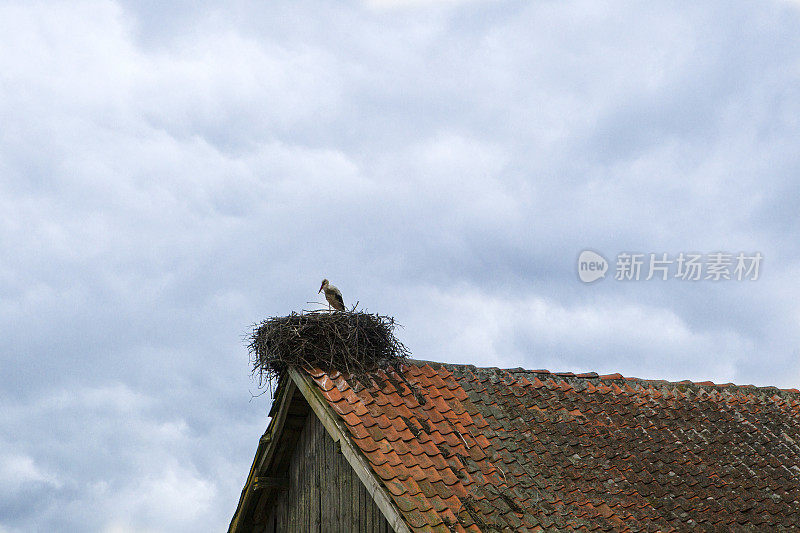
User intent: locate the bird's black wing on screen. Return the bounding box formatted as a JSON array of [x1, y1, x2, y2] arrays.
[[333, 292, 345, 311]]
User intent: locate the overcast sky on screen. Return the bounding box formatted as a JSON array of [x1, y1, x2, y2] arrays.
[[2, 0, 799, 531]]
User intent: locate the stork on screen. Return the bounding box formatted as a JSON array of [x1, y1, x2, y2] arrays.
[[318, 278, 345, 311]]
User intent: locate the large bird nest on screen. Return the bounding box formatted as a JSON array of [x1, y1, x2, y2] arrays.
[[249, 310, 411, 389]]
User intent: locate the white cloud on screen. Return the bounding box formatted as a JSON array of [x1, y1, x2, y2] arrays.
[[403, 285, 751, 383], [101, 464, 217, 532], [0, 454, 59, 490]]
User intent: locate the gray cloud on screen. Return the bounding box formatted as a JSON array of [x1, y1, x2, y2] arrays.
[[1, 0, 800, 530]]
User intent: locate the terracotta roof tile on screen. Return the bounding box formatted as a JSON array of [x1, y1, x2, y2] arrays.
[[305, 360, 800, 531]]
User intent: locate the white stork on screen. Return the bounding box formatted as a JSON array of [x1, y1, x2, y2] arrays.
[[318, 278, 345, 311]]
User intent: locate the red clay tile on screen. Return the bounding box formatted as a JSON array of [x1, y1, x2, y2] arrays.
[[345, 422, 370, 439], [306, 367, 325, 378], [338, 410, 361, 427], [313, 374, 335, 391], [301, 360, 800, 532]]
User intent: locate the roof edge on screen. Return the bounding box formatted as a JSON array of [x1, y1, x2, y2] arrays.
[[228, 376, 296, 533]]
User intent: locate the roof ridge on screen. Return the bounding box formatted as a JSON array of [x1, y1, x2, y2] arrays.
[[402, 358, 800, 398]]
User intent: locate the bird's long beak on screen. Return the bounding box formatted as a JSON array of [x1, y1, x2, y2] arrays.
[[318, 283, 324, 293]]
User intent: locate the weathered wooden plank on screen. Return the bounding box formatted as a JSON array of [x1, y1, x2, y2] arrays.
[[308, 416, 314, 531], [352, 447, 359, 533], [305, 417, 312, 530], [363, 478, 372, 532], [322, 417, 331, 527], [265, 510, 274, 533], [270, 494, 276, 531], [289, 429, 298, 533], [365, 474, 373, 532], [304, 416, 310, 531], [328, 432, 336, 532], [341, 433, 351, 531], [317, 414, 324, 532], [274, 490, 285, 532], [296, 417, 304, 533], [329, 421, 338, 530], [338, 437, 346, 533], [311, 414, 320, 533]]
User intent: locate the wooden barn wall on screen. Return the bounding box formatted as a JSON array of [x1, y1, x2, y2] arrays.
[[261, 413, 394, 533]]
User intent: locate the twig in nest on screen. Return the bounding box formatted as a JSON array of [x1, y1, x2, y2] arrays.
[[248, 310, 410, 390]]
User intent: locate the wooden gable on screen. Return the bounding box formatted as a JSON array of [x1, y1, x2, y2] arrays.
[[229, 370, 407, 533]]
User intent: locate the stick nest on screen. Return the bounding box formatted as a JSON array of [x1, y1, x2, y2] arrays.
[[249, 310, 410, 387]]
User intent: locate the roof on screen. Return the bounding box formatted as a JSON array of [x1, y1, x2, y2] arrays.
[[298, 359, 800, 532]]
